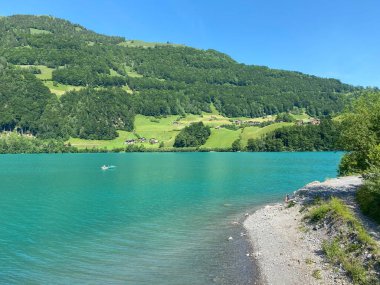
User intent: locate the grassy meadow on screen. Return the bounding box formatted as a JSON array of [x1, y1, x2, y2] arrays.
[[201, 128, 241, 149], [241, 122, 293, 147], [68, 112, 298, 150]]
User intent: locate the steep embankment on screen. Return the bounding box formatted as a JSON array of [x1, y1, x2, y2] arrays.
[[244, 176, 380, 285]]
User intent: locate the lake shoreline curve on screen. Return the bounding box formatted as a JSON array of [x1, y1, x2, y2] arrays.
[[243, 176, 364, 285]]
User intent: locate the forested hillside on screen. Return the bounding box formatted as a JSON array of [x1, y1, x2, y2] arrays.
[[0, 15, 360, 142]]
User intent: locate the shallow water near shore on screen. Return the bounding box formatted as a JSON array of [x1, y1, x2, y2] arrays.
[[0, 152, 343, 284]]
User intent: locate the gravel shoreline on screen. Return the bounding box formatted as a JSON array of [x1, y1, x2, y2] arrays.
[[243, 176, 364, 285]]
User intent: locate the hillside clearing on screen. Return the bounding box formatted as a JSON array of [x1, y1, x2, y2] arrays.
[[43, 81, 83, 97]]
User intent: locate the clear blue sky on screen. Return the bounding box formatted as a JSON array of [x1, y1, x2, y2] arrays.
[[1, 0, 379, 87]]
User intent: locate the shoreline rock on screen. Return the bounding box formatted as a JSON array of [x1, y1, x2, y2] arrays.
[[293, 176, 363, 204]]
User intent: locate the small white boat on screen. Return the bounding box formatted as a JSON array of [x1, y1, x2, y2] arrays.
[[101, 165, 116, 170]]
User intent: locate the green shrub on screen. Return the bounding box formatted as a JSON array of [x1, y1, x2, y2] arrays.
[[231, 139, 242, 152], [339, 152, 366, 176], [275, 113, 294, 122], [220, 124, 240, 131], [368, 145, 380, 168], [357, 169, 380, 224]]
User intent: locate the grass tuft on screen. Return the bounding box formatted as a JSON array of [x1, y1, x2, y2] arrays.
[[323, 240, 368, 285], [306, 203, 330, 222], [286, 200, 296, 208], [312, 269, 322, 280], [305, 258, 314, 265]]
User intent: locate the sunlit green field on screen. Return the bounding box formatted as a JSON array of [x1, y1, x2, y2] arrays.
[[18, 65, 53, 80], [68, 113, 294, 150], [241, 122, 293, 147], [30, 28, 52, 35], [290, 112, 311, 121], [43, 81, 84, 97], [68, 131, 136, 150], [35, 65, 54, 80], [201, 128, 241, 149], [134, 115, 181, 148]]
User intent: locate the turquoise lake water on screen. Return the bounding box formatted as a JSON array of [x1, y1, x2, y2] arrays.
[[0, 152, 343, 284]]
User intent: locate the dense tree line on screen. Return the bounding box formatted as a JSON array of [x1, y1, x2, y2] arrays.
[[0, 133, 77, 154], [246, 119, 341, 152], [174, 122, 211, 147]]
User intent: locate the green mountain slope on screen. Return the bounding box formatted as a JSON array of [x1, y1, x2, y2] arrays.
[[0, 15, 359, 144]]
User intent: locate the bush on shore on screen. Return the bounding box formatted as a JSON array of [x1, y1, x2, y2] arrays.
[[357, 168, 380, 224]]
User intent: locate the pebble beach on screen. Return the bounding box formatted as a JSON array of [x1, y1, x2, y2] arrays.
[[244, 176, 365, 285]]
